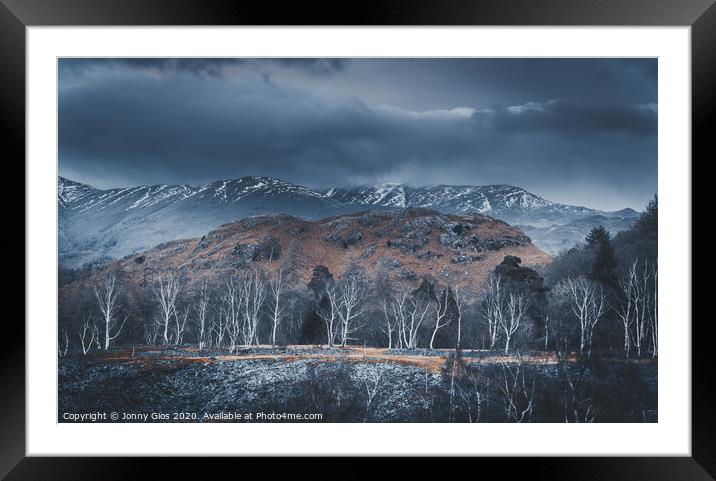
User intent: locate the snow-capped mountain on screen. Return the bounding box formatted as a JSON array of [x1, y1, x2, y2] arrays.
[[58, 176, 346, 267], [322, 183, 639, 255], [323, 183, 604, 225], [58, 176, 639, 268]]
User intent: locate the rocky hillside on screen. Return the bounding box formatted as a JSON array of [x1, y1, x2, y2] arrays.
[[65, 209, 550, 294]]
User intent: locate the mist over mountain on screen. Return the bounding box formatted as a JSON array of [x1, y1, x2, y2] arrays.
[[58, 176, 639, 268]]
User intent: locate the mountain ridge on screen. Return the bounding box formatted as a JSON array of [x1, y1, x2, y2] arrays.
[[58, 176, 639, 268]]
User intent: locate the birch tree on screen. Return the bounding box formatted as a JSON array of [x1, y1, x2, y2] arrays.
[[240, 270, 267, 346], [390, 291, 409, 349], [194, 280, 210, 351], [59, 328, 69, 357], [619, 259, 657, 358], [222, 277, 241, 353], [499, 359, 535, 423], [379, 290, 427, 349], [175, 305, 190, 346], [79, 313, 98, 355], [430, 288, 452, 350], [407, 295, 431, 349], [212, 302, 227, 349], [482, 273, 504, 350], [362, 365, 384, 422], [543, 315, 550, 350], [94, 273, 127, 350], [317, 281, 339, 347], [650, 263, 658, 358], [152, 272, 182, 346], [378, 297, 396, 349], [617, 262, 637, 358], [634, 261, 656, 358], [269, 270, 286, 347], [558, 277, 605, 358], [500, 293, 529, 353], [143, 318, 159, 346], [336, 273, 364, 347], [456, 367, 488, 423], [561, 359, 595, 423], [453, 287, 468, 350]]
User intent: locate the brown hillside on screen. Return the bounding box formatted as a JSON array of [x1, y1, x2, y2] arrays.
[[65, 208, 551, 295]]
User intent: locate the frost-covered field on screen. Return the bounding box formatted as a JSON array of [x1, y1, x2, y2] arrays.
[[58, 347, 657, 423]]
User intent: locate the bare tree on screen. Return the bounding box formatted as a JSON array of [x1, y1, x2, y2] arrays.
[[152, 272, 182, 346], [194, 280, 210, 351], [617, 261, 637, 358], [499, 359, 535, 423], [79, 313, 97, 355], [269, 270, 286, 348], [143, 318, 159, 346], [557, 277, 605, 358], [59, 328, 69, 357], [175, 305, 190, 346], [222, 277, 241, 353], [94, 273, 127, 350], [336, 273, 364, 347], [405, 295, 431, 349], [558, 350, 596, 423], [317, 282, 339, 347], [362, 365, 384, 422], [499, 293, 529, 353], [453, 287, 468, 350], [240, 270, 267, 346], [632, 260, 657, 358], [650, 263, 658, 358], [543, 315, 550, 350], [618, 260, 653, 358], [378, 297, 396, 349], [634, 264, 648, 358], [378, 289, 428, 350], [456, 367, 489, 423], [482, 273, 504, 350], [211, 298, 227, 349], [429, 288, 452, 350], [391, 291, 409, 349]]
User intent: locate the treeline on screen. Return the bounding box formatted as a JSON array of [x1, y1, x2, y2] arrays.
[[542, 195, 658, 358], [58, 197, 658, 359]]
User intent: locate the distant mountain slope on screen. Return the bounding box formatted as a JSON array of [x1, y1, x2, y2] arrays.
[[324, 183, 616, 225], [58, 176, 639, 267], [323, 183, 638, 255], [58, 176, 347, 267]]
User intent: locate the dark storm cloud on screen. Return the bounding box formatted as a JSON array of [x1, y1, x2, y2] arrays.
[[334, 58, 657, 111], [58, 58, 657, 210], [478, 99, 657, 136], [59, 58, 350, 79]]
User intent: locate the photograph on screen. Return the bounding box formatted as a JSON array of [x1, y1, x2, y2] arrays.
[[57, 57, 658, 424]]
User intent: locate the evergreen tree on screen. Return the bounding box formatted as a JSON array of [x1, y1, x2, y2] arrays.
[[413, 277, 437, 301], [633, 195, 658, 243], [300, 302, 325, 344], [302, 265, 335, 344], [585, 225, 616, 286]]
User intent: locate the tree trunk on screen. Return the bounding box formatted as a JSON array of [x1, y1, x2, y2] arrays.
[[104, 322, 110, 351]]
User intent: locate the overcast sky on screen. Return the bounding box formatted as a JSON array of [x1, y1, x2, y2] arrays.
[[59, 58, 657, 211]]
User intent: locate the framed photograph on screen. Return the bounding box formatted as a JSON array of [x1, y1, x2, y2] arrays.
[[4, 0, 713, 477]]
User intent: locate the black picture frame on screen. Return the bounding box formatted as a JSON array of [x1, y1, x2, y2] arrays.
[[1, 0, 713, 478]]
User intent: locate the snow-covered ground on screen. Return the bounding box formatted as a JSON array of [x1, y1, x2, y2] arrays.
[[58, 347, 657, 423]]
